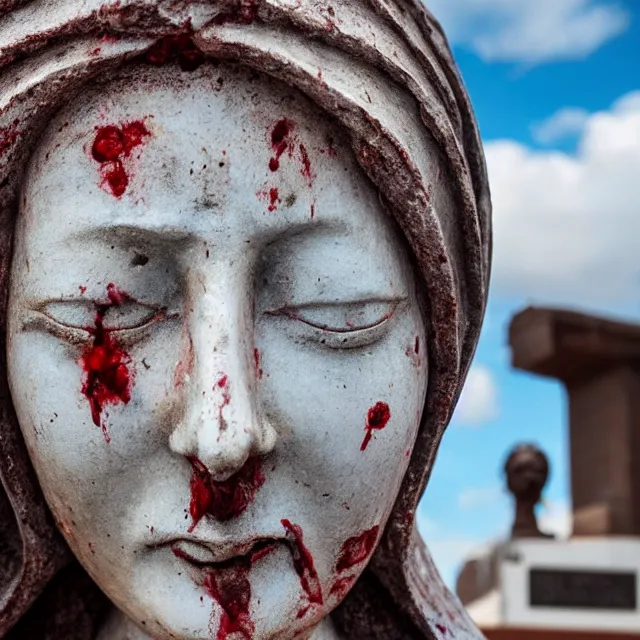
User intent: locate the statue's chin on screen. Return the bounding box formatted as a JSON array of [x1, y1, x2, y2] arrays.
[[96, 604, 342, 640]]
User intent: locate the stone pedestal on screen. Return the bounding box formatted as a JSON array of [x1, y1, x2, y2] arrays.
[[466, 538, 640, 636], [509, 307, 640, 536]]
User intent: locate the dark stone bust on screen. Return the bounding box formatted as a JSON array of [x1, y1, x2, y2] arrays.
[[505, 444, 554, 539]]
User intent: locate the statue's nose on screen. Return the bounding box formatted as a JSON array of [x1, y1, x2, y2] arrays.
[[168, 267, 276, 481]]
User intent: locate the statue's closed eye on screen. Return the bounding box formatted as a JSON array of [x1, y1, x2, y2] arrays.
[[29, 299, 167, 345], [265, 300, 403, 350], [43, 300, 160, 331]]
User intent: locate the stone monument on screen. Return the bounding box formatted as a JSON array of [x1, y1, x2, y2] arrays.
[[0, 2, 492, 639], [458, 307, 640, 639]]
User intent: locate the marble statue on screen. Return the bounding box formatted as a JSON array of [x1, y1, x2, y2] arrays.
[[0, 1, 491, 639]]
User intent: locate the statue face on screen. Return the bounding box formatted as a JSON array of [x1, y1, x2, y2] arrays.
[[7, 64, 428, 639]]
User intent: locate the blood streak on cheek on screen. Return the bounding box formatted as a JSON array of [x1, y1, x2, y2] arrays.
[[188, 457, 265, 531], [328, 526, 380, 601], [79, 283, 134, 443], [360, 402, 391, 451], [335, 526, 380, 572], [91, 120, 151, 198], [281, 520, 323, 619]]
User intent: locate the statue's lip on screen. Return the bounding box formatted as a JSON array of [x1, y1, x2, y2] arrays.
[[167, 537, 281, 566]]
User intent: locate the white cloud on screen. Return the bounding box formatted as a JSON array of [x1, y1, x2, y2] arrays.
[[427, 0, 630, 64], [453, 365, 499, 426], [458, 486, 504, 510], [539, 500, 573, 539], [487, 90, 640, 311], [532, 107, 590, 144]]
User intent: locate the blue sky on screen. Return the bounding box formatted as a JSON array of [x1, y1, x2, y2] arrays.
[[418, 0, 640, 588]]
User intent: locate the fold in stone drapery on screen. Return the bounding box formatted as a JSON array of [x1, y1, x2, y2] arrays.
[[0, 2, 491, 637]]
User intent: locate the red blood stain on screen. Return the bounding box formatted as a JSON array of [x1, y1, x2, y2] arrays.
[[100, 162, 128, 197], [281, 519, 324, 615], [79, 285, 87, 294], [188, 457, 265, 530], [269, 119, 294, 171], [213, 0, 258, 25], [360, 402, 391, 451], [310, 201, 316, 219], [204, 562, 254, 640], [327, 137, 338, 157], [89, 47, 101, 56], [299, 144, 313, 185], [335, 526, 379, 572], [91, 120, 151, 198], [268, 187, 280, 212], [415, 335, 420, 354], [250, 542, 277, 563], [435, 623, 448, 635], [253, 349, 263, 379], [329, 575, 356, 600], [0, 119, 21, 156], [216, 374, 231, 426], [80, 284, 134, 442], [144, 34, 204, 72], [99, 33, 121, 44]]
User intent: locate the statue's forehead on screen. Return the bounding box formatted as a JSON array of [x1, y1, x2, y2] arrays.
[[21, 63, 370, 240], [49, 63, 334, 149]]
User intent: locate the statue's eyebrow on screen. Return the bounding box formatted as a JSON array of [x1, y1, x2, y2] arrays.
[[69, 223, 193, 248], [69, 217, 350, 249]]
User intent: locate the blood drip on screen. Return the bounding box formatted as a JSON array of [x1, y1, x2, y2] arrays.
[[188, 457, 265, 530], [91, 120, 151, 198], [253, 349, 263, 379], [335, 526, 380, 572], [281, 519, 324, 617], [299, 144, 313, 185], [269, 119, 294, 171], [201, 542, 276, 640], [144, 34, 204, 71], [204, 561, 254, 640], [80, 284, 133, 442], [360, 402, 391, 451]]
